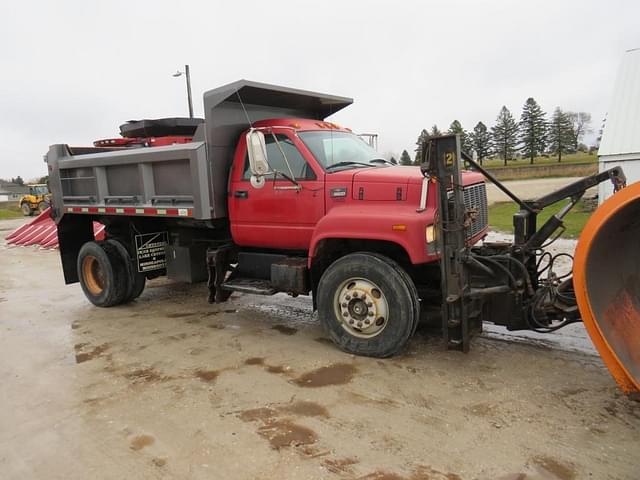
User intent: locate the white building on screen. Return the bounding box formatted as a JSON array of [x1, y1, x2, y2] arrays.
[[598, 48, 640, 202]]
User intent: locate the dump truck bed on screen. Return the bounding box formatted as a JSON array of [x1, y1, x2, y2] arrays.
[[47, 141, 213, 221]]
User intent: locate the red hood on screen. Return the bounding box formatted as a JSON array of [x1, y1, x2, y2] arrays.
[[352, 166, 424, 185]]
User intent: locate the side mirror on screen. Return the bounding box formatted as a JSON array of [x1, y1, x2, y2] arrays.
[[246, 129, 270, 177]]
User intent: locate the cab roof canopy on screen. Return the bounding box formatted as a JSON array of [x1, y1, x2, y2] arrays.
[[202, 79, 353, 217]]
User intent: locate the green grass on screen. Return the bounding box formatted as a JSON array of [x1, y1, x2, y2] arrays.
[[488, 200, 592, 239], [481, 152, 596, 169], [0, 209, 23, 219]]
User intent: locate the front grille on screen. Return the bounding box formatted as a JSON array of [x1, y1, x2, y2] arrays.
[[463, 183, 488, 239]]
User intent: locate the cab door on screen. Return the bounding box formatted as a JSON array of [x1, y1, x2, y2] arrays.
[[228, 129, 325, 250]]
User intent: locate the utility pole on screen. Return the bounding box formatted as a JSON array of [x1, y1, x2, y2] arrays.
[[173, 65, 194, 118]]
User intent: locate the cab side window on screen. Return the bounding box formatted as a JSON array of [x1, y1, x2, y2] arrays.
[[243, 133, 316, 180]]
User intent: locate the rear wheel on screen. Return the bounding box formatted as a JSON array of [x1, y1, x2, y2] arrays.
[[21, 203, 32, 216], [317, 252, 418, 357], [77, 241, 128, 307], [106, 239, 146, 302]]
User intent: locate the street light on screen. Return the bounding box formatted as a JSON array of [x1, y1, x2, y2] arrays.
[[172, 64, 193, 118]]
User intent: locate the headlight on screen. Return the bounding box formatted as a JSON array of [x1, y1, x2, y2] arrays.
[[425, 225, 436, 243]]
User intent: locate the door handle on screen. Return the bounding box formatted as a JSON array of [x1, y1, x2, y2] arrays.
[[234, 190, 249, 199]]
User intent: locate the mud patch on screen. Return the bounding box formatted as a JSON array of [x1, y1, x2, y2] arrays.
[[323, 457, 359, 475], [239, 407, 277, 423], [129, 434, 155, 451], [152, 457, 167, 467], [71, 321, 81, 330], [124, 367, 170, 384], [256, 419, 317, 449], [166, 312, 197, 318], [244, 357, 265, 366], [358, 465, 462, 480], [266, 364, 287, 374], [204, 309, 238, 316], [207, 323, 225, 329], [195, 369, 220, 383], [272, 324, 298, 335], [531, 456, 576, 480], [280, 401, 329, 418], [314, 337, 333, 345], [75, 343, 110, 364], [293, 363, 357, 387]]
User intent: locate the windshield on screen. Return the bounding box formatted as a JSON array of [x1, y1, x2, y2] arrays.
[[31, 186, 48, 194], [299, 131, 384, 170]]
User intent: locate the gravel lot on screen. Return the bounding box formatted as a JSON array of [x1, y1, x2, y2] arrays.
[[1, 217, 639, 480]]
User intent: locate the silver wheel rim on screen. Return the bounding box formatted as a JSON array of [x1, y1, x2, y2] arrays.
[[333, 277, 389, 338]]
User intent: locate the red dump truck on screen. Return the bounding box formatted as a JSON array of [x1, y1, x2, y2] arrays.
[[46, 80, 638, 396]]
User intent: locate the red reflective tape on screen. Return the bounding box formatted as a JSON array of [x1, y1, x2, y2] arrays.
[[166, 208, 179, 216], [123, 208, 136, 215], [143, 208, 156, 215], [106, 207, 117, 214], [88, 207, 99, 213]]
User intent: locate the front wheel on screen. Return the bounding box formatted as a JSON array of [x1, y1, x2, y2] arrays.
[[21, 203, 33, 216], [37, 201, 49, 213], [317, 252, 419, 358]]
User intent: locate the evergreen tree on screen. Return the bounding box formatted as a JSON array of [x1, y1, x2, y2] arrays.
[[548, 107, 574, 162], [448, 120, 471, 153], [430, 124, 442, 137], [518, 97, 547, 164], [400, 149, 413, 166], [414, 129, 430, 163], [11, 176, 24, 186], [491, 106, 519, 166], [469, 122, 491, 165], [389, 156, 397, 165]]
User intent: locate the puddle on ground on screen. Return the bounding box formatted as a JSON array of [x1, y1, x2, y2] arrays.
[[293, 363, 357, 387], [75, 343, 110, 364], [271, 324, 298, 335], [256, 419, 317, 449], [129, 434, 155, 451], [244, 356, 289, 375], [266, 365, 287, 374], [195, 369, 220, 383]]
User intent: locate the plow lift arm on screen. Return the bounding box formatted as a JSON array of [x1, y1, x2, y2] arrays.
[[421, 134, 639, 397]]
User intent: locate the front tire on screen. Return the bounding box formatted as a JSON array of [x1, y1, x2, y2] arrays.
[[37, 201, 49, 213], [317, 252, 418, 358], [21, 203, 32, 216], [77, 241, 128, 307]]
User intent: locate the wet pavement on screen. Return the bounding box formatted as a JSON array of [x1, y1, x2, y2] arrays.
[[1, 217, 639, 480]]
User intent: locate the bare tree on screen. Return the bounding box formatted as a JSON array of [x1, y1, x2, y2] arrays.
[[566, 112, 592, 151]]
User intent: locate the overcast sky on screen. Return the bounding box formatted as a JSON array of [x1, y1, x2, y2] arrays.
[[0, 0, 638, 180]]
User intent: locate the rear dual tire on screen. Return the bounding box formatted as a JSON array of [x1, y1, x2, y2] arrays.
[[77, 240, 145, 307], [317, 252, 419, 358]]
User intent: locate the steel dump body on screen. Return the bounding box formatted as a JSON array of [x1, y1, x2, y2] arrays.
[[47, 80, 352, 223]]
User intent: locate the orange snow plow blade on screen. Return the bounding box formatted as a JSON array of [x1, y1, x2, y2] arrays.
[[574, 181, 640, 396], [6, 207, 104, 249]]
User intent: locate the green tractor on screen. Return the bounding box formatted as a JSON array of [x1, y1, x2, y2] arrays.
[[19, 184, 51, 216]]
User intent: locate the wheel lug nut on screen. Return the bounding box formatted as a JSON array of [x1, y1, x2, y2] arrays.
[[345, 295, 351, 300], [365, 319, 371, 325], [366, 301, 372, 307], [341, 302, 347, 308], [368, 311, 374, 316], [352, 292, 358, 298], [342, 311, 349, 317], [357, 322, 363, 328], [349, 320, 355, 325]]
